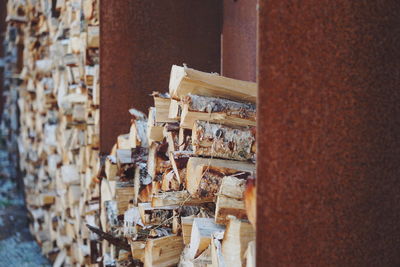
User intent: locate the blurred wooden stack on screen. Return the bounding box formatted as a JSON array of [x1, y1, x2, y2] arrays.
[[5, 0, 101, 265], [94, 65, 257, 267]]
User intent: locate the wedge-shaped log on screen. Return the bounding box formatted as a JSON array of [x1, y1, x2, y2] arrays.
[[187, 218, 225, 259], [153, 92, 178, 123], [169, 65, 256, 103]]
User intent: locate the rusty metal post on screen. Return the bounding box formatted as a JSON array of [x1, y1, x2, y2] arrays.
[[221, 0, 257, 82], [100, 0, 222, 153], [257, 1, 400, 265]]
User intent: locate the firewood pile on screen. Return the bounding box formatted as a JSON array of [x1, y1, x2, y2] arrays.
[[2, 1, 257, 267], [4, 0, 101, 265], [97, 65, 257, 267]]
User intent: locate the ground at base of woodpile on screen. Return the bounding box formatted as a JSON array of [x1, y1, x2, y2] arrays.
[[0, 179, 50, 267]]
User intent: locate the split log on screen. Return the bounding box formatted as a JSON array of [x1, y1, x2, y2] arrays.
[[144, 235, 184, 267], [138, 203, 177, 226], [215, 176, 247, 224], [153, 92, 178, 123], [178, 128, 192, 151], [104, 156, 118, 180], [180, 94, 256, 129], [128, 110, 148, 148], [221, 216, 255, 267], [117, 133, 131, 149], [186, 157, 255, 198], [245, 240, 256, 267], [129, 240, 146, 262], [169, 151, 193, 185], [169, 65, 256, 102], [187, 218, 225, 259], [147, 107, 164, 143], [192, 120, 256, 161], [161, 168, 180, 191], [115, 182, 135, 215], [168, 99, 181, 120], [211, 231, 225, 267], [151, 190, 213, 208]]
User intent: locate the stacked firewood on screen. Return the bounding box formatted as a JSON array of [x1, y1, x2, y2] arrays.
[[4, 0, 101, 265], [96, 65, 257, 267], [3, 2, 257, 267]]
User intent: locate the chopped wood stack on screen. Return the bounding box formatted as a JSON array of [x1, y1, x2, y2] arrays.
[[95, 65, 257, 267], [4, 0, 101, 265], [3, 2, 257, 266]]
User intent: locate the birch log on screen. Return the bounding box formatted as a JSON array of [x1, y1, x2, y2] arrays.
[[192, 120, 256, 161]]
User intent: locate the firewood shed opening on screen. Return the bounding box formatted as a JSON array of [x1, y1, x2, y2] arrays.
[[99, 0, 258, 266]]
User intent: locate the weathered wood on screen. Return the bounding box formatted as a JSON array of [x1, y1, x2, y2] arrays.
[[186, 157, 255, 198], [180, 94, 256, 129], [138, 203, 177, 226], [151, 191, 213, 208], [192, 120, 256, 161]]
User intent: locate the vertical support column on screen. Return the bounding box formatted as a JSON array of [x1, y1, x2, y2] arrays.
[[100, 0, 222, 153], [221, 0, 257, 82], [257, 1, 400, 265]]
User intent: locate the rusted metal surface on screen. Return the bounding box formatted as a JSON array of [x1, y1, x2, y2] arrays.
[[100, 0, 222, 153], [221, 0, 257, 82], [257, 1, 400, 265]]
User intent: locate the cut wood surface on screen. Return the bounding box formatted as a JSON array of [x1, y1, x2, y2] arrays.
[[144, 235, 184, 267], [221, 217, 255, 267], [169, 65, 257, 103], [5, 11, 258, 264], [187, 218, 225, 259]]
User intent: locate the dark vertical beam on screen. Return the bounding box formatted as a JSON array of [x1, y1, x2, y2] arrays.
[[100, 0, 222, 153], [221, 0, 257, 82], [0, 0, 7, 120], [257, 1, 400, 266]]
